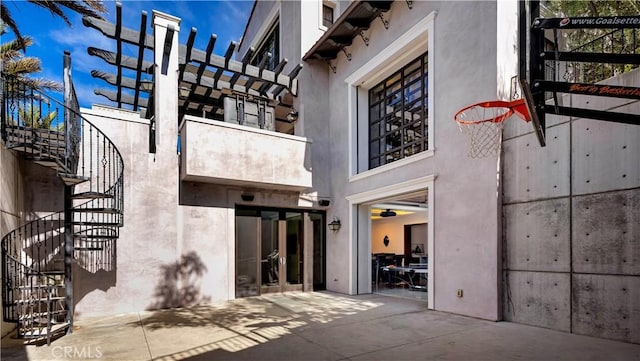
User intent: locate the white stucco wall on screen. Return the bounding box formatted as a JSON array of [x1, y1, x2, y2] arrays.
[[1, 141, 65, 334], [180, 116, 312, 190], [75, 105, 176, 316], [238, 0, 332, 207], [0, 145, 22, 336], [302, 0, 503, 320]]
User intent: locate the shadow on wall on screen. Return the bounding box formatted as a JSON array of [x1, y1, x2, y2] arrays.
[[148, 251, 211, 310], [74, 240, 117, 310]]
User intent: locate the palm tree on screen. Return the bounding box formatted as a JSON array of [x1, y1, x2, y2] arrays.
[[18, 105, 60, 130], [1, 25, 62, 92], [1, 0, 106, 50]]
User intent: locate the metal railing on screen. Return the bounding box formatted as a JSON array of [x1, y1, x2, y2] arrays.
[[1, 54, 124, 342]]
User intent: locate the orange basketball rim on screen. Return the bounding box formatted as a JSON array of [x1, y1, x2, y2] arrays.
[[454, 99, 532, 158]]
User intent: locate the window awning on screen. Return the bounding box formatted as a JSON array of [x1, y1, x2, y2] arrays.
[[302, 1, 394, 63]]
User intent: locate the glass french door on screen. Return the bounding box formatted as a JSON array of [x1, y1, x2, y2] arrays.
[[236, 209, 304, 296]]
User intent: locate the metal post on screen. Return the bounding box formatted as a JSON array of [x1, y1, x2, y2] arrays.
[[64, 185, 74, 334], [528, 0, 546, 130], [63, 50, 75, 334]]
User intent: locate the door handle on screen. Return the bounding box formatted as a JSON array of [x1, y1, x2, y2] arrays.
[[281, 257, 286, 265]]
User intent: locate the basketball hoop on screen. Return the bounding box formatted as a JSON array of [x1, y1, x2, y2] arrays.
[[454, 99, 532, 158]]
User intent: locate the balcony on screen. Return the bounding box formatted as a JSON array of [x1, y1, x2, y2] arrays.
[[179, 115, 312, 190]]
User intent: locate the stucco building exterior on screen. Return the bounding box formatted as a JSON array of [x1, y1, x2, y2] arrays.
[[1, 0, 638, 345]]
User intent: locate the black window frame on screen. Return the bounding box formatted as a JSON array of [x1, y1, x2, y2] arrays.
[[322, 5, 334, 27], [368, 53, 428, 169], [251, 21, 280, 71]]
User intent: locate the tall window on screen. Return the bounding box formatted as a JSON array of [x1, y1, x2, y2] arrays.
[[251, 22, 279, 71], [322, 5, 334, 27], [368, 53, 428, 169]]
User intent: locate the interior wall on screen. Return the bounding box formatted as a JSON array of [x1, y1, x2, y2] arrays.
[[371, 212, 428, 255], [502, 68, 640, 344]]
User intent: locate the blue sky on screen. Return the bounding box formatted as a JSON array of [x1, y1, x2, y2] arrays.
[[4, 0, 254, 108]]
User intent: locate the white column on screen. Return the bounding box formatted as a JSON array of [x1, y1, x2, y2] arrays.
[[152, 11, 182, 258], [152, 11, 181, 149]]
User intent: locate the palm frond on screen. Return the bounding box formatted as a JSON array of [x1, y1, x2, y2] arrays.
[[7, 76, 63, 93], [57, 0, 107, 20], [82, 0, 107, 12], [28, 0, 107, 24], [1, 37, 34, 61], [0, 3, 26, 50], [3, 58, 43, 75], [28, 0, 71, 25], [21, 77, 63, 92]]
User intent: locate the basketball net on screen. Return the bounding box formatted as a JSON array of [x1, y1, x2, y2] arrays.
[[454, 99, 531, 158]]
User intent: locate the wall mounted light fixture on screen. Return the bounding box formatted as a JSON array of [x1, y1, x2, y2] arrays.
[[328, 217, 341, 232]]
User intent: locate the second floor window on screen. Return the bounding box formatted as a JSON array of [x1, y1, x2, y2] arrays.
[[368, 53, 428, 169], [322, 5, 334, 27], [251, 22, 279, 71]]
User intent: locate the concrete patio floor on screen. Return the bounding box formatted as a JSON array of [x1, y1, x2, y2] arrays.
[[2, 291, 639, 361]]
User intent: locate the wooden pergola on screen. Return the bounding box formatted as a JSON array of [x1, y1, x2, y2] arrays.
[[82, 2, 301, 125]]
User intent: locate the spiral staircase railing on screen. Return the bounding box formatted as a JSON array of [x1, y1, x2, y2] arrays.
[[1, 54, 124, 344]]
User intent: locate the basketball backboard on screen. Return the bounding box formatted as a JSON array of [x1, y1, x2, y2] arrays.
[[518, 0, 640, 147]]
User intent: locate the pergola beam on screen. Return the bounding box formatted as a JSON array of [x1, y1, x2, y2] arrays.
[[85, 8, 303, 114], [181, 33, 216, 115], [133, 10, 148, 110], [181, 70, 275, 100], [95, 88, 148, 108], [178, 43, 297, 94], [115, 4, 123, 106], [91, 70, 151, 92], [88, 47, 153, 73], [83, 15, 154, 49]]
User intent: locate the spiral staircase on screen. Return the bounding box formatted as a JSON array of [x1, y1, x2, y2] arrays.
[[1, 55, 124, 345]]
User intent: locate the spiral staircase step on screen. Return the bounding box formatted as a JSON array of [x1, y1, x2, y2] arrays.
[[59, 173, 90, 186], [73, 247, 104, 251], [72, 207, 122, 214], [70, 191, 114, 200], [20, 322, 70, 339], [71, 221, 120, 227], [3, 71, 123, 346]]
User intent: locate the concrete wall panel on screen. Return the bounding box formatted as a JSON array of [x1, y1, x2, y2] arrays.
[[503, 113, 569, 141], [504, 198, 570, 272], [572, 117, 640, 196], [573, 274, 640, 344], [503, 270, 570, 332], [503, 123, 570, 203], [572, 189, 639, 275], [503, 68, 640, 344]]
